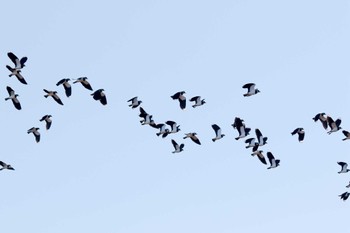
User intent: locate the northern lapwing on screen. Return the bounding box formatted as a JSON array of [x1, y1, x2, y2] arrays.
[[165, 121, 180, 134], [152, 123, 170, 138], [245, 138, 259, 151], [0, 161, 14, 171], [91, 89, 107, 105], [6, 65, 27, 84], [327, 116, 341, 134], [7, 52, 27, 69], [232, 117, 251, 140], [73, 77, 93, 91], [313, 113, 328, 130], [291, 128, 305, 142], [27, 127, 40, 143], [255, 128, 268, 146], [267, 152, 280, 169], [211, 124, 225, 142], [342, 130, 350, 141], [128, 96, 142, 108], [189, 96, 206, 108], [338, 162, 350, 174], [171, 139, 184, 153], [40, 115, 52, 130], [44, 89, 63, 105], [139, 107, 155, 126], [339, 192, 350, 201], [171, 91, 186, 110], [242, 83, 260, 97], [183, 133, 201, 145], [56, 79, 72, 97], [251, 150, 267, 165], [5, 86, 21, 110]]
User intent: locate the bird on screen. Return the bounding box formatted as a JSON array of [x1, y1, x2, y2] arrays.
[[338, 162, 350, 174], [40, 115, 52, 130], [232, 117, 251, 140], [73, 77, 93, 91], [0, 161, 15, 171], [189, 96, 206, 108], [242, 83, 260, 97], [291, 128, 305, 142], [27, 127, 40, 143], [251, 150, 267, 165], [255, 128, 268, 146], [5, 86, 21, 110], [342, 130, 350, 141], [346, 182, 350, 188], [245, 138, 258, 150], [339, 192, 350, 201], [6, 65, 27, 84], [165, 121, 181, 134], [211, 124, 225, 142], [7, 52, 27, 69], [91, 89, 107, 105], [267, 152, 280, 169], [56, 78, 72, 97], [183, 133, 201, 145], [139, 107, 155, 126], [128, 96, 142, 108], [43, 89, 64, 105], [171, 139, 184, 153], [152, 124, 170, 138], [327, 116, 341, 134], [171, 91, 186, 110], [313, 113, 328, 130]]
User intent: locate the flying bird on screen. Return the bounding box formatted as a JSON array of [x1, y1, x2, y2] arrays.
[[0, 161, 15, 171], [152, 124, 170, 138], [245, 138, 258, 150], [171, 139, 184, 153], [313, 113, 328, 130], [6, 65, 27, 84], [211, 124, 225, 142], [27, 127, 40, 143], [327, 116, 342, 134], [232, 117, 251, 140], [73, 77, 93, 91], [40, 115, 52, 130], [165, 121, 181, 134], [342, 130, 350, 141], [171, 91, 186, 110], [91, 89, 107, 105], [267, 152, 280, 169], [339, 192, 350, 201], [7, 52, 27, 69], [43, 89, 64, 105], [338, 162, 350, 174], [5, 86, 21, 110], [251, 150, 267, 165], [189, 96, 206, 108], [183, 133, 201, 145], [242, 83, 260, 97], [128, 96, 142, 108], [291, 128, 305, 142], [139, 107, 155, 126], [56, 78, 72, 97], [255, 128, 268, 146]]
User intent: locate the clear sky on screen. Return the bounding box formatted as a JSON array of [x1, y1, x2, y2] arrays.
[[1, 0, 350, 232]]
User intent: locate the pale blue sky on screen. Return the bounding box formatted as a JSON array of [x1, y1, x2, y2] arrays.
[[1, 1, 350, 232]]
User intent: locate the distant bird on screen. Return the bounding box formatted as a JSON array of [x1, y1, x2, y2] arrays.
[[0, 161, 14, 171], [153, 124, 169, 138], [171, 91, 186, 110], [40, 115, 52, 130], [339, 192, 350, 201], [245, 138, 258, 150], [7, 52, 27, 69], [342, 130, 350, 141], [313, 113, 328, 130], [327, 116, 341, 134], [346, 182, 350, 188], [27, 127, 40, 143], [291, 128, 305, 142], [165, 121, 180, 134], [251, 150, 267, 165], [242, 83, 260, 97], [189, 96, 206, 108], [6, 65, 27, 84], [73, 77, 93, 91], [267, 152, 280, 169], [183, 133, 201, 145], [56, 78, 72, 97], [128, 96, 142, 108], [5, 86, 21, 110], [211, 124, 225, 142], [139, 107, 155, 126], [171, 139, 184, 153], [43, 89, 64, 105], [91, 89, 107, 105], [232, 117, 251, 140], [338, 162, 350, 174], [255, 128, 268, 146]]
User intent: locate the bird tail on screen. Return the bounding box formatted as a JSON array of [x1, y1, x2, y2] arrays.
[[156, 132, 161, 136], [44, 95, 49, 98], [212, 138, 216, 142], [235, 137, 239, 140], [4, 97, 9, 101]]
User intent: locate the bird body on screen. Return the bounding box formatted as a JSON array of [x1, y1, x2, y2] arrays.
[[242, 83, 260, 97], [40, 115, 52, 130], [56, 78, 72, 97], [5, 86, 21, 110], [6, 65, 27, 84], [27, 127, 40, 143], [183, 132, 201, 145], [43, 89, 64, 105], [91, 89, 107, 105], [211, 124, 225, 142], [128, 96, 142, 108], [7, 52, 27, 69], [338, 162, 350, 174], [189, 96, 205, 108], [171, 91, 186, 110], [267, 152, 280, 169], [327, 116, 341, 134], [73, 77, 93, 91], [291, 128, 305, 142], [171, 139, 184, 153]]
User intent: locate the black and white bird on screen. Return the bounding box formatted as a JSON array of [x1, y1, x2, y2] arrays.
[[91, 89, 107, 105], [189, 96, 206, 108], [73, 77, 93, 91], [255, 128, 268, 146], [211, 124, 225, 142], [6, 65, 27, 84], [43, 89, 63, 105], [338, 162, 350, 174], [327, 116, 341, 134], [183, 133, 201, 145], [27, 127, 40, 143], [7, 52, 27, 69], [153, 124, 170, 138], [165, 121, 180, 134], [291, 128, 305, 142], [40, 115, 52, 130], [245, 138, 258, 150], [171, 139, 184, 153], [339, 192, 350, 201], [242, 83, 260, 97], [56, 79, 72, 97], [251, 150, 267, 165], [267, 152, 280, 169], [5, 86, 21, 110], [139, 107, 155, 126], [0, 161, 15, 171], [171, 91, 186, 110], [232, 117, 251, 140], [128, 96, 142, 108], [313, 113, 328, 130], [342, 130, 350, 141]]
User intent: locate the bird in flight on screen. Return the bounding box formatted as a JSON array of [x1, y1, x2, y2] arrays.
[[40, 115, 52, 130], [189, 96, 206, 108], [267, 152, 280, 169], [91, 89, 107, 105], [211, 124, 225, 142], [171, 91, 186, 110], [171, 139, 184, 153], [73, 77, 93, 91], [56, 78, 72, 97], [43, 89, 64, 105], [6, 65, 28, 84], [0, 161, 15, 171], [291, 128, 305, 142], [5, 86, 21, 110], [27, 127, 40, 143], [338, 162, 350, 174], [7, 52, 27, 69], [183, 132, 201, 145], [242, 83, 260, 97], [128, 96, 142, 108]]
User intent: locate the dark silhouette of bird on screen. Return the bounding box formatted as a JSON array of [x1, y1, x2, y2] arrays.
[[242, 83, 260, 97], [0, 161, 15, 171], [91, 89, 107, 105], [171, 91, 186, 110], [339, 192, 350, 201], [40, 115, 52, 130], [27, 127, 40, 143], [338, 162, 350, 174], [128, 96, 142, 108], [251, 150, 267, 165], [6, 65, 27, 84], [183, 133, 201, 145], [7, 52, 27, 69], [211, 124, 225, 142], [56, 79, 72, 97], [267, 152, 280, 169], [189, 96, 205, 108], [171, 139, 184, 153], [327, 116, 341, 134], [313, 113, 328, 130], [291, 128, 305, 142], [73, 77, 93, 91], [5, 86, 21, 110]]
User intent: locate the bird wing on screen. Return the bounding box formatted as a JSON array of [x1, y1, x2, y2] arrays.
[[56, 79, 66, 86], [343, 130, 350, 137], [0, 161, 6, 167], [6, 86, 15, 96], [6, 65, 14, 72], [171, 139, 178, 149], [53, 94, 64, 105], [189, 96, 200, 102], [46, 121, 52, 130], [179, 98, 186, 110], [171, 92, 181, 99], [242, 83, 255, 89], [82, 80, 93, 90], [338, 162, 348, 169], [291, 128, 299, 135], [128, 97, 137, 102], [7, 52, 19, 67], [257, 152, 267, 165], [15, 72, 27, 84], [100, 93, 107, 105], [191, 136, 201, 145], [298, 132, 305, 142], [267, 152, 275, 166], [335, 119, 342, 128], [12, 98, 21, 110]]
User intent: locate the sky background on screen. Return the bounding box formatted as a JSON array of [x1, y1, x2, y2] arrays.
[[1, 0, 350, 232]]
